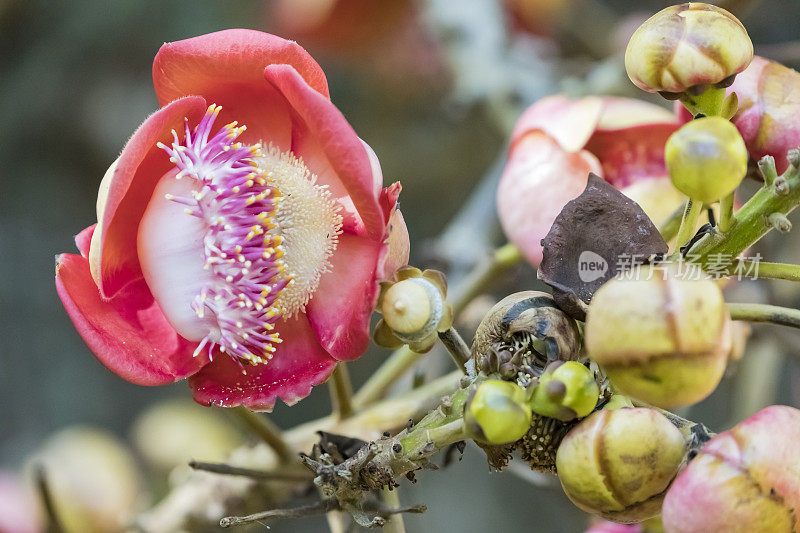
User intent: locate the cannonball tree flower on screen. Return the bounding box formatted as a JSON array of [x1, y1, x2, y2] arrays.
[[497, 95, 682, 265], [55, 30, 409, 410], [662, 405, 800, 532], [677, 55, 800, 173]]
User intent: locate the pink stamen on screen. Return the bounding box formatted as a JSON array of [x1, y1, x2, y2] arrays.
[[158, 104, 288, 365]]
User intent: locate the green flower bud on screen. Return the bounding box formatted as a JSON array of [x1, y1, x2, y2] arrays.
[[373, 267, 453, 353], [625, 3, 753, 95], [665, 116, 748, 203], [556, 407, 686, 523], [529, 361, 600, 421], [602, 394, 635, 411], [585, 264, 730, 409], [464, 380, 532, 445]]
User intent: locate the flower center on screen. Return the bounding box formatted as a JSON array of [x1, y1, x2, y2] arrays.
[[137, 105, 342, 366]]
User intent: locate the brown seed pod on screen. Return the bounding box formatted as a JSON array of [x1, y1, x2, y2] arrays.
[[471, 291, 582, 387]]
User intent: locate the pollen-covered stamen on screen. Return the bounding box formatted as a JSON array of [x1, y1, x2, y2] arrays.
[[138, 104, 342, 367], [154, 104, 287, 365]]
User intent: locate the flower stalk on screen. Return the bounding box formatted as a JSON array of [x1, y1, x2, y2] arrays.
[[685, 152, 800, 263], [329, 364, 354, 419], [727, 302, 800, 329], [232, 407, 293, 463]]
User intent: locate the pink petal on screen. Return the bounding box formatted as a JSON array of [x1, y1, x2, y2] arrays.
[[55, 253, 207, 386], [497, 132, 602, 266], [75, 224, 96, 258], [153, 29, 329, 149], [595, 96, 677, 131], [729, 56, 800, 173], [188, 315, 336, 410], [585, 123, 678, 189], [264, 64, 385, 241], [378, 208, 410, 281], [511, 95, 604, 152], [89, 96, 207, 298], [306, 233, 383, 360]]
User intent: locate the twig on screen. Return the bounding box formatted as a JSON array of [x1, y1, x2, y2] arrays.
[[380, 488, 407, 533], [437, 328, 470, 372], [188, 461, 312, 482], [220, 500, 338, 527], [329, 363, 354, 419], [34, 465, 64, 533], [727, 302, 800, 329], [232, 407, 293, 463]]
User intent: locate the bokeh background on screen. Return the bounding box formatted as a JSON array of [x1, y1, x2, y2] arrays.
[[2, 0, 800, 531]]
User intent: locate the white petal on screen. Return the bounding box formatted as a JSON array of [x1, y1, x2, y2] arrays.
[[137, 171, 218, 342]]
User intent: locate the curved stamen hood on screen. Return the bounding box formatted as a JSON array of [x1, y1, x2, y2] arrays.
[[138, 105, 342, 366]]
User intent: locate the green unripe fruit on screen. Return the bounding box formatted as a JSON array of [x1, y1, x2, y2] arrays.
[[464, 380, 532, 445], [665, 116, 748, 203], [556, 407, 686, 523], [530, 361, 600, 421], [585, 264, 730, 409]]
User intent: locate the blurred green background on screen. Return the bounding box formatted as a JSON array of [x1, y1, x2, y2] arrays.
[[2, 0, 800, 531]]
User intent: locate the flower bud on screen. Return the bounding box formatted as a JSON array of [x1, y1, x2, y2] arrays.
[[530, 361, 600, 421], [30, 427, 142, 533], [662, 405, 800, 532], [471, 291, 582, 387], [585, 264, 730, 408], [665, 116, 748, 203], [556, 408, 686, 522], [464, 380, 532, 445], [373, 267, 452, 353], [625, 3, 753, 94]]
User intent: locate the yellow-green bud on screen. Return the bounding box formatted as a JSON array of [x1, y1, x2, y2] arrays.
[[665, 116, 748, 203], [529, 361, 600, 421], [556, 408, 686, 522], [373, 267, 453, 353], [625, 3, 753, 94], [602, 394, 634, 411], [585, 264, 731, 409], [464, 380, 532, 445]]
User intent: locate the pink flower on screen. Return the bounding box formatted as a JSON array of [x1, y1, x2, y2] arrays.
[[662, 405, 800, 532], [677, 55, 800, 173], [497, 95, 680, 265], [55, 30, 409, 410]]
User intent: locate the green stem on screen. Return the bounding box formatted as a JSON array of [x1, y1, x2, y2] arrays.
[[675, 199, 704, 252], [733, 261, 800, 281], [232, 407, 293, 463], [718, 193, 735, 233], [328, 363, 354, 419], [727, 302, 800, 329], [687, 159, 800, 265], [659, 202, 687, 242], [679, 86, 727, 117]]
